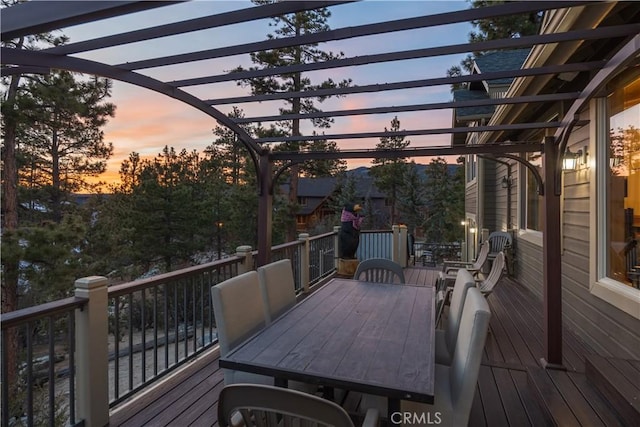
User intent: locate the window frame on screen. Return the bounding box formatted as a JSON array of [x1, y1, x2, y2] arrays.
[[589, 96, 640, 320]]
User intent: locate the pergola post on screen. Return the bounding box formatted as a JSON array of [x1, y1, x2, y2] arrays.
[[256, 152, 273, 267], [541, 136, 564, 369]]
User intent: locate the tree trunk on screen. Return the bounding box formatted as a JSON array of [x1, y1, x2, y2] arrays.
[[1, 69, 22, 385]]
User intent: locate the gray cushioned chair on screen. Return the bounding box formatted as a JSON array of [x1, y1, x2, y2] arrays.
[[435, 269, 476, 365], [257, 259, 297, 325], [211, 271, 272, 385], [219, 384, 379, 427], [353, 258, 405, 284], [403, 287, 491, 427]]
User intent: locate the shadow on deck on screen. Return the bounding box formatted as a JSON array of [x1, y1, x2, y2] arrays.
[[109, 268, 631, 426]]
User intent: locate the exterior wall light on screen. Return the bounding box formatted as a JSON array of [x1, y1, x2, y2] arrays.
[[563, 146, 589, 171], [562, 148, 579, 171], [501, 176, 511, 188]]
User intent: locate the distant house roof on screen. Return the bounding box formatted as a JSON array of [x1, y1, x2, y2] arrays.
[[473, 49, 531, 86], [452, 49, 530, 144], [279, 174, 387, 215], [453, 89, 495, 122]]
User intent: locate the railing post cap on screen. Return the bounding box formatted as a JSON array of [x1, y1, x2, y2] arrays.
[[333, 225, 341, 232], [236, 245, 253, 253], [298, 233, 310, 240], [74, 276, 108, 289], [399, 224, 407, 230]]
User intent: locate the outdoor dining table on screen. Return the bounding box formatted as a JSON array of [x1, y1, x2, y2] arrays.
[[219, 277, 435, 416]]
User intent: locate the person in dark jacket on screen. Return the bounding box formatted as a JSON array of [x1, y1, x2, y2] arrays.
[[339, 203, 364, 259]]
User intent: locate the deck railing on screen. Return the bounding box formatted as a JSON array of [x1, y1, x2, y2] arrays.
[[0, 226, 410, 427], [1, 297, 88, 427]]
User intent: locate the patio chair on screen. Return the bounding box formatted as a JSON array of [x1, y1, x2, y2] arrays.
[[435, 269, 476, 365], [257, 259, 296, 325], [353, 258, 405, 284], [624, 239, 639, 288], [437, 241, 490, 291], [403, 288, 491, 426], [218, 384, 380, 427], [211, 271, 272, 385], [487, 231, 512, 273], [476, 251, 506, 297]]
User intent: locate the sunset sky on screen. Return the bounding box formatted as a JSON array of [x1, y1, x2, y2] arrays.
[[61, 1, 474, 185]]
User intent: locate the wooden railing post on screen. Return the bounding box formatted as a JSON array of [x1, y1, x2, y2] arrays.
[[392, 225, 400, 264], [398, 225, 408, 267], [333, 226, 341, 269], [74, 276, 109, 427], [236, 245, 254, 274], [298, 233, 310, 292]]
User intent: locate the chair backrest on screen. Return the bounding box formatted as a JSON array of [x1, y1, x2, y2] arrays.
[[218, 384, 356, 427], [444, 269, 476, 354], [353, 258, 406, 283], [257, 259, 296, 325], [471, 240, 491, 270], [624, 239, 637, 273], [211, 271, 266, 356], [448, 288, 491, 426], [478, 252, 505, 296], [487, 231, 512, 253]]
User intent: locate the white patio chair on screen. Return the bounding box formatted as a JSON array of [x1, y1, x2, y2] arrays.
[[403, 287, 491, 426], [435, 269, 476, 365], [353, 258, 405, 284], [437, 241, 490, 292], [218, 384, 379, 427], [476, 251, 506, 297], [211, 271, 272, 385], [257, 259, 296, 325]]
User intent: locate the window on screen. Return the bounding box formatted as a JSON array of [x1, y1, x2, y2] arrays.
[[524, 152, 544, 232], [603, 76, 640, 288], [466, 155, 477, 183]]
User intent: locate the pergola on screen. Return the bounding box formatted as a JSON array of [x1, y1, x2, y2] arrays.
[[3, 0, 639, 368]]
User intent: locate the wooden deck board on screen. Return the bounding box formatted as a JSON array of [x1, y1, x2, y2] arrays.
[[108, 267, 630, 426]]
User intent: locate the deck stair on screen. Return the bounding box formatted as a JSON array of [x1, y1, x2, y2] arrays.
[[585, 354, 640, 426], [527, 364, 630, 426]]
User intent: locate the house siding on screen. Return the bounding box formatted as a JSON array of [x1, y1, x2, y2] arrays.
[[513, 121, 640, 360], [465, 181, 477, 216]]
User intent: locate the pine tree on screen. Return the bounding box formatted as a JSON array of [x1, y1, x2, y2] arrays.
[[398, 161, 427, 235], [233, 0, 351, 240], [423, 157, 465, 243], [369, 117, 411, 226], [17, 71, 115, 222], [1, 26, 69, 382]]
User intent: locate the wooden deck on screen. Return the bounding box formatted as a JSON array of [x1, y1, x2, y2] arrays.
[[109, 268, 630, 426]]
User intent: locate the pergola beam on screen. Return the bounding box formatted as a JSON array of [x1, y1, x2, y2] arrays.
[[256, 121, 590, 144], [171, 24, 639, 87], [206, 61, 604, 105], [269, 142, 543, 161], [234, 93, 580, 123], [114, 1, 586, 71], [1, 1, 178, 41], [45, 1, 354, 56]]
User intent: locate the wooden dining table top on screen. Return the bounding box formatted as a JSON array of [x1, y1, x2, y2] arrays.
[[219, 277, 435, 404]]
